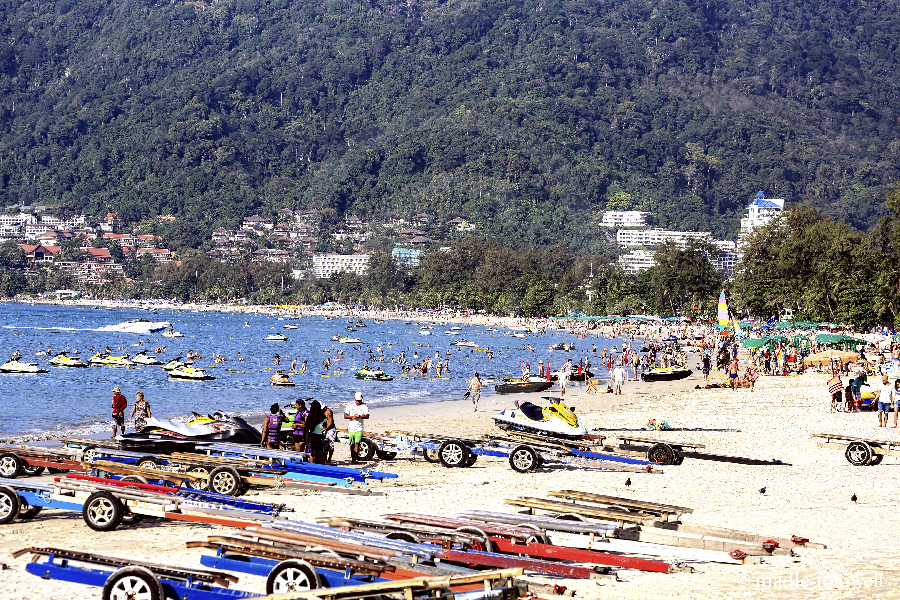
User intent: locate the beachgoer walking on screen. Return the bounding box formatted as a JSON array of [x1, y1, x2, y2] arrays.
[[877, 375, 893, 427], [129, 391, 151, 431], [261, 403, 284, 449], [467, 373, 482, 412], [728, 358, 739, 391], [827, 369, 843, 412], [344, 392, 369, 463], [111, 386, 127, 438], [747, 362, 759, 392], [559, 362, 569, 397], [612, 362, 626, 395], [702, 354, 711, 381]]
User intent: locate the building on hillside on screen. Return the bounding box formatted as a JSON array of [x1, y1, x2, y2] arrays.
[[40, 214, 86, 230], [99, 213, 121, 233], [616, 228, 711, 248], [412, 213, 434, 224], [311, 253, 370, 278], [617, 250, 656, 275], [242, 215, 274, 230], [740, 192, 785, 240], [446, 217, 475, 232], [18, 244, 61, 263], [136, 248, 172, 262], [601, 211, 650, 228], [392, 247, 424, 267]]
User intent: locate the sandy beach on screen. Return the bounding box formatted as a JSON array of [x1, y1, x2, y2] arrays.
[[2, 367, 899, 600]]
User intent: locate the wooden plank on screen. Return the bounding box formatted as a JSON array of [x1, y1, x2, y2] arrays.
[[456, 510, 616, 535], [244, 526, 402, 561], [548, 490, 693, 515], [643, 523, 827, 549], [546, 532, 747, 564], [608, 528, 791, 556], [384, 513, 542, 539], [615, 435, 706, 449], [319, 517, 477, 544], [503, 497, 657, 525]]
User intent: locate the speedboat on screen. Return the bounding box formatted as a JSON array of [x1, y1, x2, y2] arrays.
[[49, 352, 87, 368], [549, 343, 573, 351], [339, 336, 362, 344], [417, 330, 432, 335], [118, 411, 261, 451], [98, 319, 172, 334], [269, 371, 296, 386], [168, 366, 215, 380], [264, 333, 288, 341], [132, 351, 163, 365], [283, 324, 299, 329], [492, 397, 588, 439], [89, 353, 133, 367], [162, 330, 184, 338], [453, 340, 478, 348], [450, 326, 462, 331], [641, 367, 692, 382], [444, 330, 459, 335], [0, 359, 48, 373], [162, 357, 185, 371], [494, 379, 554, 394], [355, 367, 393, 381]]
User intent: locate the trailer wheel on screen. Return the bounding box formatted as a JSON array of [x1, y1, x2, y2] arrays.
[[102, 566, 164, 600], [464, 451, 479, 467], [0, 486, 20, 524], [555, 513, 586, 522], [509, 445, 539, 473], [47, 468, 67, 474], [121, 475, 149, 485], [386, 531, 420, 544], [81, 446, 102, 463], [0, 452, 22, 479], [186, 467, 209, 490], [423, 449, 440, 463], [438, 440, 469, 468], [375, 448, 398, 460], [121, 511, 145, 526], [208, 466, 242, 496], [673, 455, 685, 466], [356, 438, 377, 462], [455, 525, 493, 553], [869, 453, 884, 466], [647, 443, 676, 465], [266, 559, 323, 594], [845, 441, 873, 466], [519, 523, 550, 544], [83, 491, 125, 531], [136, 457, 162, 470], [17, 499, 42, 520], [21, 463, 46, 476]]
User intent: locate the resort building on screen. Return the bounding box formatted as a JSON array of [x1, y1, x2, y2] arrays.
[[311, 253, 370, 279], [740, 192, 784, 239], [392, 247, 424, 267], [617, 250, 657, 275], [616, 228, 711, 249], [601, 211, 650, 228]]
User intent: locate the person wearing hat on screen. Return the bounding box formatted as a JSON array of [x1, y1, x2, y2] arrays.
[[111, 387, 127, 438], [344, 392, 369, 463]]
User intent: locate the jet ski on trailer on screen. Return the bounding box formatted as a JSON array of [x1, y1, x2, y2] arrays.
[[118, 411, 262, 451], [492, 397, 588, 439]]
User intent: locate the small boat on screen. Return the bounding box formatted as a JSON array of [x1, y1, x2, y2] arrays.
[[264, 333, 288, 341], [450, 326, 462, 331], [169, 366, 215, 380], [494, 379, 554, 394], [162, 330, 184, 338], [355, 367, 393, 381], [453, 340, 478, 348], [0, 359, 48, 374], [417, 330, 432, 335], [49, 352, 87, 368], [89, 353, 133, 367], [98, 319, 172, 334], [339, 337, 362, 344], [549, 343, 573, 351], [444, 331, 460, 335], [641, 367, 692, 382], [269, 371, 296, 386], [283, 324, 299, 329], [132, 351, 163, 365], [161, 357, 185, 371]]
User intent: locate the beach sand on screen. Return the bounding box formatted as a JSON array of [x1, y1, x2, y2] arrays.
[[2, 371, 899, 600]]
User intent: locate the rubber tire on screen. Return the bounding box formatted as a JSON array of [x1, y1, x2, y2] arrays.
[[0, 486, 20, 524], [83, 491, 125, 532], [136, 457, 161, 470], [845, 441, 873, 466], [464, 451, 479, 467], [0, 452, 23, 479], [386, 531, 420, 543], [121, 475, 149, 485], [509, 445, 539, 473], [356, 438, 377, 462], [81, 445, 102, 463], [266, 559, 323, 594], [17, 500, 42, 520], [423, 448, 440, 463], [21, 463, 46, 476], [438, 440, 469, 468], [556, 513, 587, 522], [121, 511, 145, 526], [647, 443, 677, 465], [47, 468, 67, 474], [519, 523, 550, 545], [102, 566, 163, 600], [186, 466, 209, 490], [455, 525, 494, 553], [208, 466, 243, 496], [673, 455, 685, 466], [375, 448, 398, 460], [869, 453, 884, 466]]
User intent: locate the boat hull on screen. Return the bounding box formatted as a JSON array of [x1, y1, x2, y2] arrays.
[[641, 369, 692, 382], [494, 381, 554, 394]]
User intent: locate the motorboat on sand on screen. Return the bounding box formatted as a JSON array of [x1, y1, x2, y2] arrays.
[[49, 352, 87, 368], [494, 379, 554, 394], [641, 367, 692, 382], [492, 397, 588, 439], [0, 358, 49, 373]]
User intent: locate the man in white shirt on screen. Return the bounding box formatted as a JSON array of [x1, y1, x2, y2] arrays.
[[344, 391, 369, 463], [877, 375, 893, 427], [612, 362, 626, 395]]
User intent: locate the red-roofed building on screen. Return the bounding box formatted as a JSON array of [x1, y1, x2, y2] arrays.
[[17, 244, 61, 262], [136, 248, 172, 262], [79, 247, 113, 262]]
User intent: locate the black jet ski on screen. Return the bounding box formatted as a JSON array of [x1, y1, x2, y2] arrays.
[[117, 411, 262, 451]]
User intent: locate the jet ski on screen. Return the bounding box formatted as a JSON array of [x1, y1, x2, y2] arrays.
[[283, 324, 299, 329], [162, 330, 184, 338], [492, 397, 588, 439], [264, 333, 288, 341], [89, 352, 133, 367], [641, 367, 692, 382], [339, 336, 362, 344], [355, 367, 393, 381], [169, 366, 215, 380], [132, 351, 163, 365], [49, 352, 88, 368], [118, 411, 262, 451], [269, 371, 296, 386], [0, 358, 49, 373], [494, 378, 554, 394], [162, 357, 185, 371]]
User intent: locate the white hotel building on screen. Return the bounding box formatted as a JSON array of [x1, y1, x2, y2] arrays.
[[311, 253, 370, 279], [601, 211, 650, 228]]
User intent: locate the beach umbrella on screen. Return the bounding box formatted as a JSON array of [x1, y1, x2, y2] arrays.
[[803, 349, 860, 366]]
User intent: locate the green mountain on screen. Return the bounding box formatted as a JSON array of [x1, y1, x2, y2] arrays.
[[0, 0, 897, 250]]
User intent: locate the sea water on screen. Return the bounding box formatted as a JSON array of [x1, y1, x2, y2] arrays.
[[0, 303, 619, 438]]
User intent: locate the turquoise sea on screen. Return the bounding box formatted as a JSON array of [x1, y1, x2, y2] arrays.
[[0, 303, 617, 438]]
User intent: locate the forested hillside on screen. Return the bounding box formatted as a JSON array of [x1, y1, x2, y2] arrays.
[[0, 0, 897, 249]]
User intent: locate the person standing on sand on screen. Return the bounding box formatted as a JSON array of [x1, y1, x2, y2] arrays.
[[111, 387, 127, 438], [612, 362, 626, 395], [877, 375, 893, 427], [129, 391, 151, 431], [261, 403, 284, 449], [728, 358, 739, 391], [467, 373, 483, 411], [344, 392, 369, 463], [702, 353, 711, 381]]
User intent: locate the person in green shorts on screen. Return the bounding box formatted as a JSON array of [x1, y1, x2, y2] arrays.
[[344, 391, 369, 463]]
